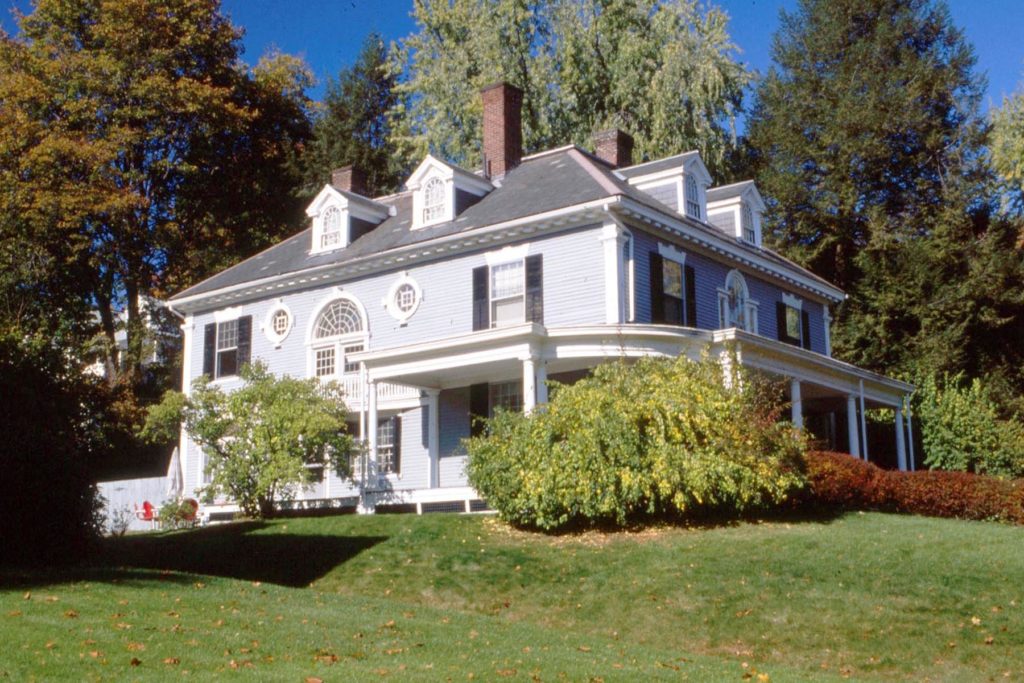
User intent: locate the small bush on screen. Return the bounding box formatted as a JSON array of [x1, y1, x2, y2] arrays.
[[805, 451, 1024, 524], [466, 356, 807, 530], [158, 498, 199, 530], [913, 373, 1024, 477]]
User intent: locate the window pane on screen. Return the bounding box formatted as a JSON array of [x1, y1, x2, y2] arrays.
[[663, 259, 683, 298], [343, 344, 363, 374], [315, 347, 335, 377], [491, 261, 524, 299], [217, 320, 238, 351], [491, 296, 524, 327], [786, 306, 802, 341], [217, 348, 237, 378], [378, 417, 396, 474], [272, 310, 289, 335], [314, 300, 363, 338]]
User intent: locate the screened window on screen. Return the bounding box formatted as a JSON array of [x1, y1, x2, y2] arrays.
[[422, 177, 446, 223], [489, 380, 523, 414], [685, 175, 701, 219], [321, 206, 343, 249], [741, 203, 756, 243], [490, 260, 525, 327], [215, 319, 238, 378]]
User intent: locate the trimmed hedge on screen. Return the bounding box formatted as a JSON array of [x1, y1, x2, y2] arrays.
[[805, 451, 1024, 524]]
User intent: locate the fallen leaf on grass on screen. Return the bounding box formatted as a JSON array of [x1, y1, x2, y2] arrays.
[[45, 641, 56, 650], [130, 657, 141, 667], [496, 669, 516, 677], [7, 610, 22, 617], [23, 592, 31, 600], [64, 610, 78, 619], [44, 596, 59, 603], [985, 636, 995, 645], [114, 622, 131, 630], [305, 678, 323, 683], [578, 646, 591, 653], [971, 616, 982, 626], [127, 642, 145, 652], [163, 657, 180, 665]]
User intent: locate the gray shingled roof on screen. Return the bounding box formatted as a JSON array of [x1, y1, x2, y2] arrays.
[[707, 180, 755, 202], [172, 146, 840, 302], [615, 151, 700, 179]]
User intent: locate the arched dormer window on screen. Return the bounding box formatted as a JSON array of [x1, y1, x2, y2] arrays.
[[718, 270, 758, 333], [321, 206, 343, 250], [422, 177, 446, 224], [741, 203, 756, 243], [311, 297, 366, 379], [685, 175, 701, 219]]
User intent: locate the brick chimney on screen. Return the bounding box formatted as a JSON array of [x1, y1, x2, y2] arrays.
[[331, 165, 367, 195], [481, 82, 523, 179], [593, 129, 634, 169]]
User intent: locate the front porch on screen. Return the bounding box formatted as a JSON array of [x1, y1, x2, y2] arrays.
[[351, 323, 916, 485]]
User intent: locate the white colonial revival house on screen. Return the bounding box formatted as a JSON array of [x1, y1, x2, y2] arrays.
[[168, 83, 914, 516]]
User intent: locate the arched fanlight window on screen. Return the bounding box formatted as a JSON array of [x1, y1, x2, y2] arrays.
[[685, 175, 701, 219], [311, 298, 366, 379], [314, 299, 363, 339], [719, 270, 758, 333], [321, 206, 343, 249], [422, 177, 446, 223]]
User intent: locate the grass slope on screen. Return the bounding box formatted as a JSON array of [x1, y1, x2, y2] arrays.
[[2, 512, 1022, 681]]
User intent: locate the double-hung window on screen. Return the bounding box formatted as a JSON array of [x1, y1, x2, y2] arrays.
[[377, 416, 400, 475], [685, 175, 702, 219], [741, 203, 756, 243], [472, 255, 543, 331], [718, 270, 758, 333], [777, 295, 811, 349], [490, 261, 525, 327], [662, 259, 685, 325], [321, 206, 343, 250], [311, 298, 366, 381], [203, 315, 252, 379]]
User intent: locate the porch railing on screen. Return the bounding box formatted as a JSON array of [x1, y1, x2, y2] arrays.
[[335, 375, 420, 409]]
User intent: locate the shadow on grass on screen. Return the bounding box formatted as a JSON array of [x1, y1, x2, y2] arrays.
[[86, 521, 387, 588]]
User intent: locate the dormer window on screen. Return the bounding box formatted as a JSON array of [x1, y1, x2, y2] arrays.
[[422, 177, 446, 224], [685, 175, 701, 219], [742, 203, 756, 243], [320, 206, 343, 250]]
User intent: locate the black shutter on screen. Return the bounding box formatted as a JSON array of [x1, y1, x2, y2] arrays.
[[236, 315, 252, 369], [392, 415, 402, 475], [684, 265, 697, 328], [649, 252, 665, 323], [469, 383, 489, 437], [801, 310, 812, 350], [525, 254, 544, 324], [472, 266, 489, 331], [203, 323, 216, 376], [776, 302, 789, 343]]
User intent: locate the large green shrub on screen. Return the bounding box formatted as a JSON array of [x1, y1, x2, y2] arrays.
[[466, 356, 806, 530], [914, 373, 1024, 478]]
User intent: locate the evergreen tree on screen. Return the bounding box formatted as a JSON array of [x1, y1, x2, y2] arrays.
[[301, 33, 403, 197], [746, 0, 1024, 393], [991, 79, 1024, 214], [391, 0, 749, 178]]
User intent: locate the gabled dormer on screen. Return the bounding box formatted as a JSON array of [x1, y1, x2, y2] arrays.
[[406, 155, 493, 230], [706, 181, 767, 247], [305, 184, 392, 255], [616, 151, 713, 222]]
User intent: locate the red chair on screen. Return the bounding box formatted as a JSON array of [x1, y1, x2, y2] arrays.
[[181, 499, 199, 526], [134, 500, 157, 528]]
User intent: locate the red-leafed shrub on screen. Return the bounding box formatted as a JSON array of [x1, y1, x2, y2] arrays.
[[805, 451, 1024, 524]]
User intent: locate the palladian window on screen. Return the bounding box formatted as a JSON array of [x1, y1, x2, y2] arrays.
[[311, 298, 366, 379], [718, 270, 758, 333]]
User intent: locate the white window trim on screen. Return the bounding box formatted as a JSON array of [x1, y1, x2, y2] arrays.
[[485, 243, 530, 267], [489, 260, 526, 329], [622, 230, 635, 323], [781, 292, 802, 310], [311, 202, 348, 255], [262, 300, 293, 347], [382, 273, 423, 324], [377, 415, 401, 478]]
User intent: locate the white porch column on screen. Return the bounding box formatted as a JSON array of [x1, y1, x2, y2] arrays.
[[895, 405, 907, 472], [367, 379, 379, 476], [600, 222, 628, 324], [859, 379, 870, 462], [790, 379, 803, 429], [906, 399, 916, 471], [536, 361, 548, 406], [822, 304, 833, 357], [846, 394, 861, 458], [523, 356, 537, 414], [425, 389, 441, 488]]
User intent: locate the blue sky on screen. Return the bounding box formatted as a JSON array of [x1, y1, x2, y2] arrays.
[[3, 0, 1022, 120]]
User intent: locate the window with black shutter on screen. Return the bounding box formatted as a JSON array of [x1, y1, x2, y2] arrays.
[[651, 252, 689, 325], [203, 315, 252, 379], [473, 256, 543, 330], [472, 266, 489, 330], [684, 265, 697, 327], [801, 310, 812, 350], [525, 255, 543, 324], [776, 301, 804, 347]]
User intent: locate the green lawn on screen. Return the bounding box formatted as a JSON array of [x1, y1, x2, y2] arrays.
[[2, 512, 1022, 681]]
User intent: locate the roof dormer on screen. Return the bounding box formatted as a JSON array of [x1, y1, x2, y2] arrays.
[[616, 151, 713, 222], [706, 181, 767, 247], [406, 154, 493, 230], [305, 185, 391, 255]]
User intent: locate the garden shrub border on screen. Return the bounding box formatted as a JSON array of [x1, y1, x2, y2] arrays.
[[805, 451, 1024, 524]]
